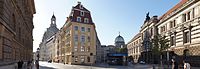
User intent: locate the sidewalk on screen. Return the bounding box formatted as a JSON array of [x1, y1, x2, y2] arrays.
[[0, 62, 33, 69], [151, 64, 200, 69]]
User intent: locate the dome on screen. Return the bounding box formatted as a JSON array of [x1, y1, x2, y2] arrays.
[[115, 35, 125, 43]]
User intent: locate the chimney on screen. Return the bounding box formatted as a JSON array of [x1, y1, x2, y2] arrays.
[[78, 1, 81, 4]]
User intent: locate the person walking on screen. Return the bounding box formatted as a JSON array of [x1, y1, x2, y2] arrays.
[[27, 60, 32, 69], [35, 60, 39, 69], [171, 59, 178, 69], [18, 60, 23, 69], [183, 60, 190, 69]]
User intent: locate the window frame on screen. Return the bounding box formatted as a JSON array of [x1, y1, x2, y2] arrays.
[[77, 17, 81, 22]]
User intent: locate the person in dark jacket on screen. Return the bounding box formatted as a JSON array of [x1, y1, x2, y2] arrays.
[[172, 59, 178, 69], [18, 60, 23, 69]]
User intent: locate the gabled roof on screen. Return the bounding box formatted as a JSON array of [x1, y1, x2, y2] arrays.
[[66, 2, 94, 24], [73, 3, 90, 12]]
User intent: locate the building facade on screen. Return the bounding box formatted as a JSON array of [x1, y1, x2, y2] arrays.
[[39, 14, 59, 61], [127, 33, 141, 63], [127, 14, 158, 63], [128, 0, 200, 66], [157, 0, 200, 66], [46, 35, 56, 61], [0, 0, 35, 65], [96, 36, 102, 63], [56, 2, 97, 65]]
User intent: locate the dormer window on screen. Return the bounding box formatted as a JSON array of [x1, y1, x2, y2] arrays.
[[84, 18, 89, 23], [77, 17, 81, 22], [80, 5, 83, 9], [80, 11, 84, 16]]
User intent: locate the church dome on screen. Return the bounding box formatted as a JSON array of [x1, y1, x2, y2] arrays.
[[115, 35, 125, 43]]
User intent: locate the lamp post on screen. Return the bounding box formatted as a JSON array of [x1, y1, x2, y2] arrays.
[[37, 48, 40, 61], [36, 48, 40, 69]]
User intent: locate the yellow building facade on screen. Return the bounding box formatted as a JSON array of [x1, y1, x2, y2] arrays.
[[56, 2, 97, 65]]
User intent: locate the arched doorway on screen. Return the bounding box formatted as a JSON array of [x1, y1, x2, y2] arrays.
[[183, 49, 189, 60]]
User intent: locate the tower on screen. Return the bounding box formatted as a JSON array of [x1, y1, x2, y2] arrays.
[[51, 13, 57, 27]]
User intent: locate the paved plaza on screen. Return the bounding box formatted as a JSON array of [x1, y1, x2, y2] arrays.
[[33, 61, 153, 69]]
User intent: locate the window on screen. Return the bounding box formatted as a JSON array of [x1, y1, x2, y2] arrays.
[[150, 28, 153, 36], [170, 20, 176, 28], [74, 46, 78, 51], [81, 35, 85, 43], [81, 27, 85, 32], [75, 56, 78, 62], [170, 36, 175, 46], [183, 31, 190, 43], [192, 8, 195, 18], [87, 28, 90, 32], [182, 14, 186, 22], [74, 35, 78, 41], [77, 17, 81, 22], [187, 11, 191, 20], [80, 56, 85, 63], [74, 26, 78, 31], [80, 5, 83, 9], [81, 46, 84, 51], [173, 20, 176, 27], [160, 26, 166, 33], [87, 36, 90, 42], [87, 56, 90, 62], [87, 47, 90, 52], [84, 18, 89, 23], [170, 21, 173, 28], [80, 11, 84, 16]]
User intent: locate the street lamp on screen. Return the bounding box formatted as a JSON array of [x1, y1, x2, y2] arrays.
[[36, 48, 40, 69], [37, 48, 40, 61]]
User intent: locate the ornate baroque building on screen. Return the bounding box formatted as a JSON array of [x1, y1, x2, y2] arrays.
[[127, 0, 200, 66], [0, 0, 35, 64], [55, 2, 97, 65], [39, 14, 59, 61], [158, 0, 200, 66]]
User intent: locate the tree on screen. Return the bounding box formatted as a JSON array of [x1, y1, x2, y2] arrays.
[[115, 47, 127, 53], [151, 35, 170, 66]]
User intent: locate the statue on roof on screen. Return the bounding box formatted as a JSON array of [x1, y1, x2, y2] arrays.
[[144, 12, 150, 23]]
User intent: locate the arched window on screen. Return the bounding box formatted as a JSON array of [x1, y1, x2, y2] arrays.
[[183, 49, 190, 56]]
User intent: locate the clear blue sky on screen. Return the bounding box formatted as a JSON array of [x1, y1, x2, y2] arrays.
[[33, 0, 180, 52]]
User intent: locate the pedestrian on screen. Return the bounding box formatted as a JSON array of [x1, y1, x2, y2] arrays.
[[27, 60, 32, 69], [35, 60, 39, 69], [183, 60, 190, 69], [171, 59, 178, 69], [18, 60, 23, 69]]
